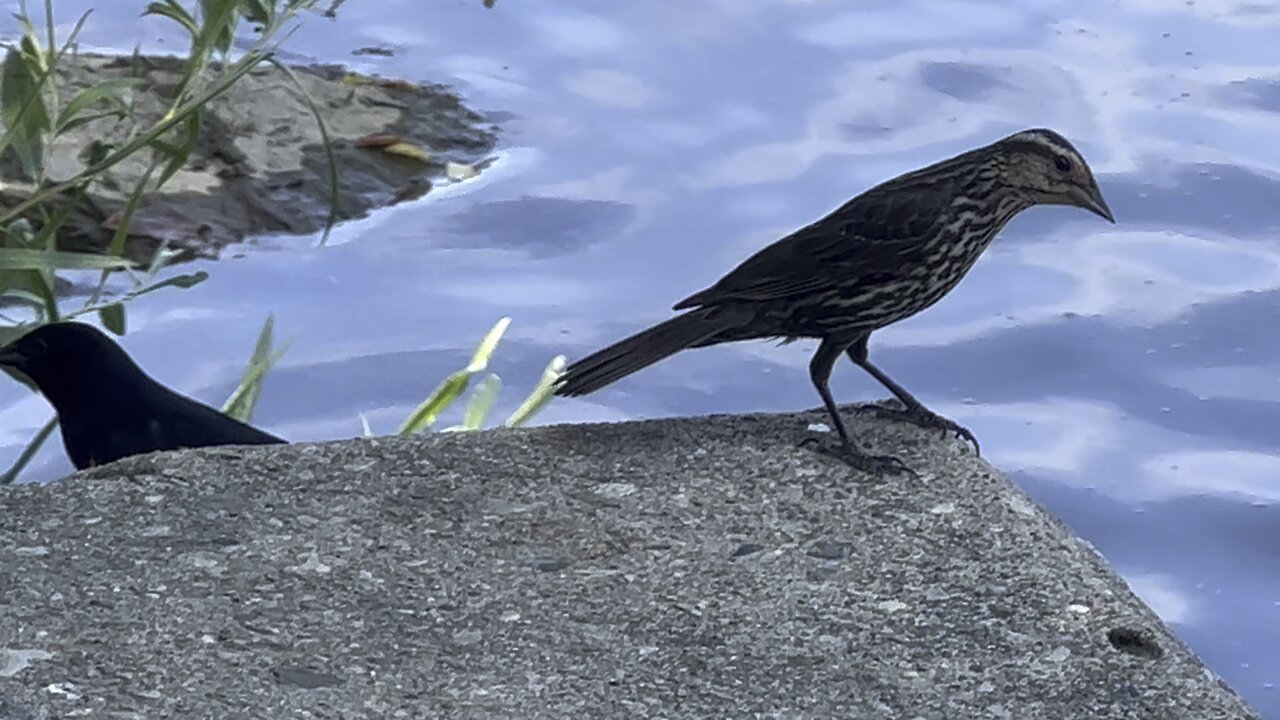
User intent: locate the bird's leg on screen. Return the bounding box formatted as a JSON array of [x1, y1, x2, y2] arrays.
[[845, 338, 980, 455], [798, 338, 912, 476], [809, 338, 853, 443]]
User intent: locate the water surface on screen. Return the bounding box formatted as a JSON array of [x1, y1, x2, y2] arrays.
[[2, 0, 1278, 713]]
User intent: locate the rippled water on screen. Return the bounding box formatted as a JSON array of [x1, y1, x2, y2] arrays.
[[3, 0, 1279, 713]]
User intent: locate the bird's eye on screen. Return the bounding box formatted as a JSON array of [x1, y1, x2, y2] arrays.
[[25, 338, 48, 359], [1054, 154, 1072, 172]]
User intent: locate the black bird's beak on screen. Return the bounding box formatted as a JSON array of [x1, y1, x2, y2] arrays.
[[0, 346, 26, 370], [1068, 183, 1115, 224]]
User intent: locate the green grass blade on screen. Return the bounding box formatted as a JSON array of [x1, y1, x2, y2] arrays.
[[99, 302, 125, 335], [108, 159, 158, 258], [504, 355, 565, 428], [0, 9, 88, 163], [396, 370, 470, 435], [55, 8, 94, 56], [138, 270, 208, 292], [42, 0, 56, 101], [32, 0, 59, 139], [239, 0, 273, 26], [395, 318, 513, 435], [86, 158, 159, 308], [462, 374, 501, 430], [23, 184, 93, 319], [30, 181, 87, 252], [0, 56, 51, 160], [467, 317, 509, 372], [0, 323, 28, 346], [0, 247, 135, 270], [0, 415, 58, 484], [57, 110, 131, 136], [54, 78, 142, 134], [250, 314, 276, 363], [358, 412, 374, 438], [195, 0, 241, 57], [143, 0, 199, 37], [0, 40, 50, 179], [0, 218, 57, 320], [0, 288, 55, 322], [0, 48, 268, 228], [264, 56, 340, 247], [221, 314, 289, 423], [65, 270, 208, 322], [220, 342, 288, 422], [151, 111, 202, 188]]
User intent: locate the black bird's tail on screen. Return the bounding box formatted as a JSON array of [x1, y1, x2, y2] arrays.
[[556, 308, 737, 397]]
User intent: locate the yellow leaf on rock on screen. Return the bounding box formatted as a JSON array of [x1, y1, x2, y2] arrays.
[[383, 142, 431, 163]]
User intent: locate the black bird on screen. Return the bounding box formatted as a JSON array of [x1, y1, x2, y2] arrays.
[[555, 128, 1114, 471], [0, 322, 285, 470]]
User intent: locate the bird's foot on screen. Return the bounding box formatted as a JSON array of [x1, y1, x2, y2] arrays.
[[857, 404, 980, 456], [798, 437, 915, 477]]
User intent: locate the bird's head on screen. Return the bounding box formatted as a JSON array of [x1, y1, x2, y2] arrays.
[[992, 128, 1114, 223], [0, 322, 140, 406]]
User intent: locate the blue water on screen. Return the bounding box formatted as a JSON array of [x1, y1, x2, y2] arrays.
[[3, 0, 1279, 713]]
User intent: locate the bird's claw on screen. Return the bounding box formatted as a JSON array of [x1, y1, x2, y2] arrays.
[[798, 436, 915, 477], [858, 404, 980, 456]]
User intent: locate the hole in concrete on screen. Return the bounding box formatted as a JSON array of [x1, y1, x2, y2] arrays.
[[273, 666, 343, 689], [806, 540, 850, 561], [529, 556, 570, 573], [1107, 627, 1163, 659]]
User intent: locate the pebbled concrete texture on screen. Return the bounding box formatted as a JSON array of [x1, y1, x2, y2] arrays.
[[0, 406, 1261, 719]]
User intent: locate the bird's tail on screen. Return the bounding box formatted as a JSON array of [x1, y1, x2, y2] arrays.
[[555, 308, 736, 397]]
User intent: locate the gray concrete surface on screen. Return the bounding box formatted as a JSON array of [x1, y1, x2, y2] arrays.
[[0, 407, 1261, 719]]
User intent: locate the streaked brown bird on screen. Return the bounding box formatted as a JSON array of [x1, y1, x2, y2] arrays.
[[554, 128, 1115, 471]]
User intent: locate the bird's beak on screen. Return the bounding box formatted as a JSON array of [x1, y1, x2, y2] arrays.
[[0, 347, 26, 369], [1068, 183, 1115, 224]]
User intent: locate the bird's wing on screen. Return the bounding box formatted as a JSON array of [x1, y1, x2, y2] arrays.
[[154, 392, 287, 449], [673, 187, 946, 310], [60, 396, 283, 469]]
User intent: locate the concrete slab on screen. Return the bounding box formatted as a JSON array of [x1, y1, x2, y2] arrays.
[[0, 407, 1260, 718]]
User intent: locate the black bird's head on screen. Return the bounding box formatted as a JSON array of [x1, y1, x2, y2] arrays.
[[990, 128, 1115, 223], [0, 322, 145, 410]]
